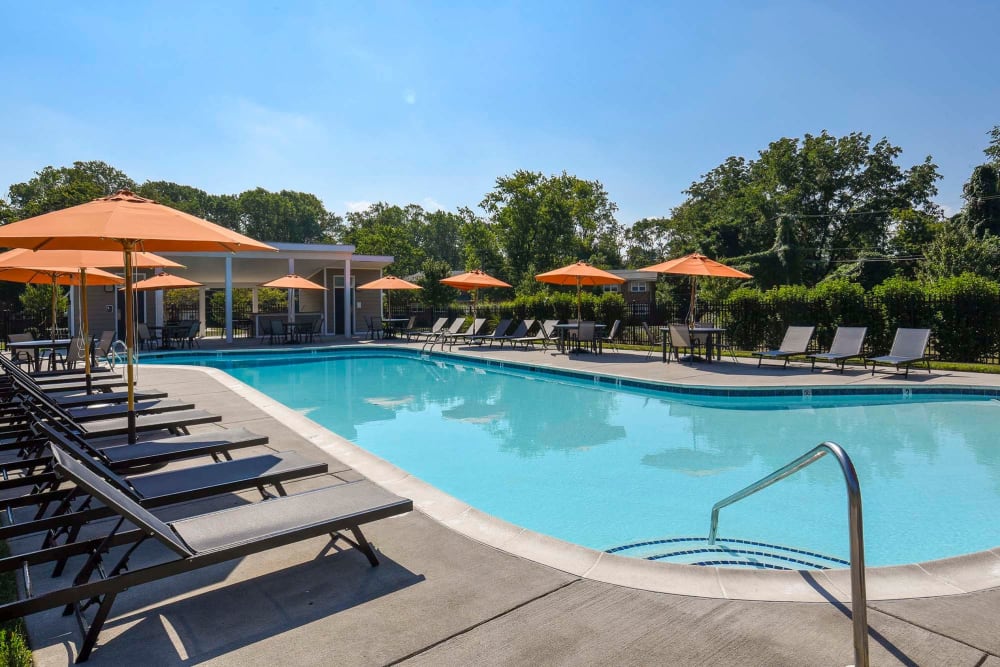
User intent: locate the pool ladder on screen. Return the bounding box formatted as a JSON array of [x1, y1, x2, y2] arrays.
[[708, 441, 869, 667]]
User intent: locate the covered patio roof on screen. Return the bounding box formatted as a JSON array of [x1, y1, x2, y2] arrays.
[[157, 241, 393, 287]]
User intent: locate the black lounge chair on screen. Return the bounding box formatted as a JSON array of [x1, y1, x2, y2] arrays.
[[0, 446, 412, 662], [0, 424, 327, 551], [421, 317, 466, 351], [808, 326, 867, 373], [496, 320, 532, 348], [409, 317, 449, 343], [49, 388, 170, 408], [444, 318, 486, 348], [66, 398, 195, 423], [752, 326, 815, 367], [866, 328, 931, 378], [469, 319, 513, 346]]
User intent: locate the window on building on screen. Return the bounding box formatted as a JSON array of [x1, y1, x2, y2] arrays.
[[603, 284, 621, 293], [631, 282, 647, 293]]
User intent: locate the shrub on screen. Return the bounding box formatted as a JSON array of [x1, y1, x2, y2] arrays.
[[929, 274, 1000, 362]]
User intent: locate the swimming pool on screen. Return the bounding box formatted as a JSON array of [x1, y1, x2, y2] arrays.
[[147, 348, 1000, 569]]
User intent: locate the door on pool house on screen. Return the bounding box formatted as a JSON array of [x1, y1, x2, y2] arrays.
[[329, 275, 355, 335]]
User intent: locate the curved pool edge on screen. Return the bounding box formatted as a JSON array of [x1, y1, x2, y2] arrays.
[[155, 361, 1000, 603]]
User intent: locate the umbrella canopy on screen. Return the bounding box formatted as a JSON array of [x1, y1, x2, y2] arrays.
[[535, 261, 625, 322], [0, 248, 183, 270], [640, 253, 752, 326], [357, 275, 421, 318], [0, 247, 183, 393], [0, 265, 122, 365], [259, 274, 327, 290], [440, 270, 512, 290], [130, 272, 203, 292], [440, 270, 512, 320], [0, 265, 122, 286], [0, 189, 276, 443]]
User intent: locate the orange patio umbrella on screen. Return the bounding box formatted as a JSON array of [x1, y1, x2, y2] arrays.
[[357, 275, 421, 318], [0, 189, 276, 443], [535, 261, 625, 322], [440, 270, 512, 320], [130, 272, 203, 291], [0, 248, 182, 392], [0, 262, 123, 344], [259, 274, 326, 291], [640, 253, 752, 326]]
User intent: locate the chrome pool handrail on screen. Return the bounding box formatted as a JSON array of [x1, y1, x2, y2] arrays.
[[707, 441, 869, 667]]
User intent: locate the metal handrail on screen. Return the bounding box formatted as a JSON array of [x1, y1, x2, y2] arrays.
[[707, 441, 869, 667]]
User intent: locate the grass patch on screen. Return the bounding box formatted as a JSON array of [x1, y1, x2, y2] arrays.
[[0, 542, 32, 667]]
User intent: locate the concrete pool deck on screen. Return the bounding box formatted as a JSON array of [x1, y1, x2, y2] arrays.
[[16, 339, 1000, 665]]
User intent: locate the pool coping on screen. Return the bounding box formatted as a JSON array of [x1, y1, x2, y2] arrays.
[[146, 347, 1000, 603]]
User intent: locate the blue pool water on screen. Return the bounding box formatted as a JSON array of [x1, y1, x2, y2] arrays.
[[148, 349, 1000, 568]]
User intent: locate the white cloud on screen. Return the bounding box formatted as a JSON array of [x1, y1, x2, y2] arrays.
[[219, 98, 326, 158], [423, 197, 444, 211], [346, 200, 372, 213], [403, 89, 417, 105]]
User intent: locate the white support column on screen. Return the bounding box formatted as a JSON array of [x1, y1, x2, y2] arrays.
[[287, 258, 295, 322], [225, 256, 233, 343], [251, 287, 259, 312], [154, 291, 164, 326], [322, 268, 328, 335], [343, 258, 352, 337], [198, 287, 207, 337]]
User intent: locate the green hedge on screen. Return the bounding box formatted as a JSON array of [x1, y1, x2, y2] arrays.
[[715, 274, 1000, 362]]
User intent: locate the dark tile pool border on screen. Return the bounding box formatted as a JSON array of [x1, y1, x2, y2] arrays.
[[141, 344, 1000, 402]]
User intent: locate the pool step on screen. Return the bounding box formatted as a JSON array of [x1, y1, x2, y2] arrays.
[[605, 537, 849, 570]]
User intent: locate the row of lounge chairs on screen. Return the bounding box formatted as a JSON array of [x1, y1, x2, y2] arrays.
[[411, 317, 566, 351], [752, 326, 932, 377], [0, 352, 411, 662]]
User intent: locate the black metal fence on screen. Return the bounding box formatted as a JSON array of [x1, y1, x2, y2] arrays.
[[390, 293, 1000, 365]]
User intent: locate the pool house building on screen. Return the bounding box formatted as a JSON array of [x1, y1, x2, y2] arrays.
[[68, 242, 395, 342]]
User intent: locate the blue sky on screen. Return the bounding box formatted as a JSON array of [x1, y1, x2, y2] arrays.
[[1, 1, 997, 224]]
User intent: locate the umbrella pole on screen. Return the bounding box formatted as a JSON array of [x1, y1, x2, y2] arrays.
[[576, 278, 582, 324], [50, 275, 58, 353], [687, 276, 697, 327], [123, 243, 137, 444], [81, 269, 91, 394]]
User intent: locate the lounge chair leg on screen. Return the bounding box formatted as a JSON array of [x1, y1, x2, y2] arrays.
[[75, 591, 118, 663], [332, 525, 380, 566]]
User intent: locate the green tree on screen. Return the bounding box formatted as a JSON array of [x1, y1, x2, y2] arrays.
[[418, 259, 457, 308], [341, 202, 427, 277], [666, 131, 942, 286], [984, 125, 1000, 165], [137, 181, 242, 230], [237, 188, 339, 243], [480, 170, 621, 287], [19, 283, 68, 325], [5, 160, 136, 220], [918, 219, 1000, 280], [623, 216, 673, 266], [457, 207, 503, 274], [960, 165, 1000, 236]]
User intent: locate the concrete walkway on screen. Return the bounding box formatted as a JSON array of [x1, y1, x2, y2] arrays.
[[16, 341, 1000, 665]]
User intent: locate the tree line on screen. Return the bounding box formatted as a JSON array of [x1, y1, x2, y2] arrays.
[[2, 127, 998, 307]]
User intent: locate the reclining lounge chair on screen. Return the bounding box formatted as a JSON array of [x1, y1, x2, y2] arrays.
[[752, 326, 815, 368], [808, 326, 867, 373], [0, 445, 412, 663], [0, 423, 326, 553], [866, 328, 931, 378]]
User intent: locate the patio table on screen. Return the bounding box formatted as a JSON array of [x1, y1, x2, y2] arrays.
[[660, 326, 726, 363], [383, 318, 409, 339], [552, 323, 606, 354], [8, 338, 72, 372]]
